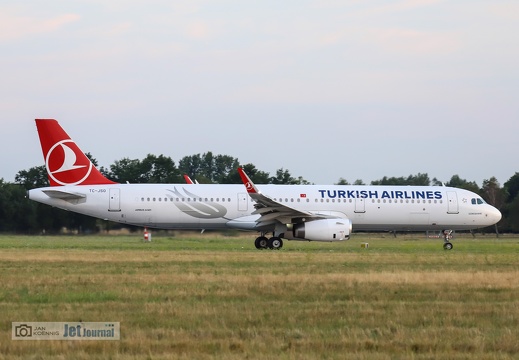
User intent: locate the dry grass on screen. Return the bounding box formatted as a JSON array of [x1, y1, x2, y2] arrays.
[[0, 234, 518, 359]]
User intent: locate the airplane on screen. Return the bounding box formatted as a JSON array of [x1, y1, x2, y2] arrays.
[[27, 119, 502, 250]]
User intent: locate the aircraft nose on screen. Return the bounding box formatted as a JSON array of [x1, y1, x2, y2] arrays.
[[489, 206, 502, 224]]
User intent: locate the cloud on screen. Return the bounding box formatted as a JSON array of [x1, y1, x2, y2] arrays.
[[185, 20, 210, 40], [369, 0, 445, 14], [364, 27, 460, 55], [0, 9, 80, 42], [488, 3, 519, 21]]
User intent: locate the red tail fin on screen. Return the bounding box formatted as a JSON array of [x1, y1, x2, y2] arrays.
[[35, 119, 116, 186]]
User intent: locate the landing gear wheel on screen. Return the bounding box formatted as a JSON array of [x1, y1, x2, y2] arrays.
[[255, 236, 268, 250], [442, 230, 454, 250], [268, 237, 283, 250]]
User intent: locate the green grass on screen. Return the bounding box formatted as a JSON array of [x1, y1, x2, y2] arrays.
[[0, 233, 518, 359]]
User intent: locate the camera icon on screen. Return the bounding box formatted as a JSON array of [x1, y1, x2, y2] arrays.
[[15, 324, 32, 337]]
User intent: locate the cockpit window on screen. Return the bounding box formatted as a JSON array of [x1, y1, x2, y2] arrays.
[[471, 198, 486, 205]]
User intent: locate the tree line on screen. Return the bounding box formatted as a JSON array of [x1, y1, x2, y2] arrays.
[[1, 151, 518, 233]]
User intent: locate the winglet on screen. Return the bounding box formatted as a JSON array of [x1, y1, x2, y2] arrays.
[[238, 168, 260, 194], [183, 174, 194, 184]]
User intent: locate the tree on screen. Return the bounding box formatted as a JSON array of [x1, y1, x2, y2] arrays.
[[431, 177, 444, 186], [107, 158, 143, 183], [503, 196, 519, 233], [140, 154, 181, 183], [0, 179, 38, 232], [270, 168, 298, 184], [481, 177, 505, 209], [498, 173, 519, 233], [15, 165, 48, 189], [445, 175, 480, 194], [212, 154, 240, 183], [107, 155, 181, 184], [224, 163, 271, 184], [178, 154, 204, 182], [371, 173, 430, 186], [503, 172, 519, 202], [179, 152, 240, 184], [481, 177, 505, 236]]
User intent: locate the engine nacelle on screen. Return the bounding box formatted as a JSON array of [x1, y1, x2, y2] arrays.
[[293, 218, 352, 242]]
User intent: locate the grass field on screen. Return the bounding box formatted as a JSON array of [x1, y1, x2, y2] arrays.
[[1, 232, 518, 359]]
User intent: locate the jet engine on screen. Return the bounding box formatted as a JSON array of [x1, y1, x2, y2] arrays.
[[292, 218, 352, 241]]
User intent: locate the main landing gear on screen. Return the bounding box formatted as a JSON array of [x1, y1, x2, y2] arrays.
[[254, 234, 283, 250], [443, 230, 454, 250]]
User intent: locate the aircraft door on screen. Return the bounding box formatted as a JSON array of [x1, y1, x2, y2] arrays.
[[238, 193, 248, 211], [447, 191, 459, 214], [354, 197, 366, 213], [109, 188, 121, 212]]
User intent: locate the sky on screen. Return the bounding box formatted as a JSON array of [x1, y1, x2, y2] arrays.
[[1, 0, 518, 186]]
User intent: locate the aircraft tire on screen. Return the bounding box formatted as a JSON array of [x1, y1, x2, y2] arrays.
[[255, 236, 268, 250], [268, 237, 283, 250], [443, 242, 453, 250]]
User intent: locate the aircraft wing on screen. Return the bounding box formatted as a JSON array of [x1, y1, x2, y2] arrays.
[[237, 168, 333, 228]]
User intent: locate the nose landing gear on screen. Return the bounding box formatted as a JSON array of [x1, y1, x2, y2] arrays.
[[443, 230, 453, 250]]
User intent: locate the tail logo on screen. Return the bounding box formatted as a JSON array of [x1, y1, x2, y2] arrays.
[[45, 140, 93, 186]]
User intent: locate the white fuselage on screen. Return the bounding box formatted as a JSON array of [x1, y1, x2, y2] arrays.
[[28, 183, 501, 234]]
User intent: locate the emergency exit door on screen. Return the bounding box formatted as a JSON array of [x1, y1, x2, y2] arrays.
[[447, 191, 459, 214], [109, 188, 121, 212]]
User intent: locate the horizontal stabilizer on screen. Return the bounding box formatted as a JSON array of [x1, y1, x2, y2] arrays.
[[42, 189, 86, 200]]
